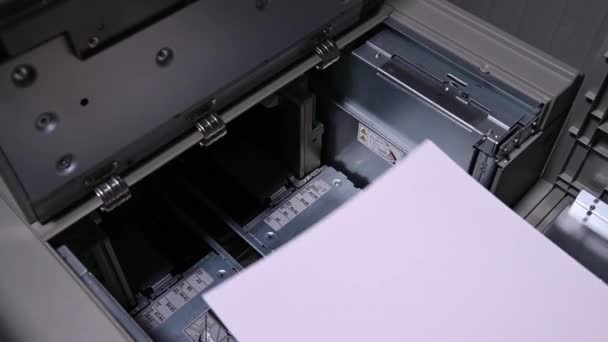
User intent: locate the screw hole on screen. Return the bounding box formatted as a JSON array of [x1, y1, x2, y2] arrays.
[[80, 98, 89, 106], [156, 47, 174, 67], [11, 64, 37, 87], [36, 112, 58, 133], [88, 37, 100, 48], [56, 154, 77, 175]]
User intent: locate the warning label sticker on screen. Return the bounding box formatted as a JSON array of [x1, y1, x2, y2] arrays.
[[357, 122, 406, 165], [264, 179, 332, 231]]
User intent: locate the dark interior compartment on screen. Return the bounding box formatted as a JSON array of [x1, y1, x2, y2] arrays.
[[48, 92, 323, 313]]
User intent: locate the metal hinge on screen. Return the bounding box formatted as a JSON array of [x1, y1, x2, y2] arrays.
[[195, 112, 227, 147], [314, 39, 340, 70], [94, 176, 131, 212]]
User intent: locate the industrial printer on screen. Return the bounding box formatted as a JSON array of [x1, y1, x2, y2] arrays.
[[1, 0, 608, 341]]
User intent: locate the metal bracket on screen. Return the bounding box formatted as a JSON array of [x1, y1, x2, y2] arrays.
[[496, 119, 538, 162], [569, 190, 608, 240], [195, 113, 227, 147], [289, 167, 324, 188], [94, 176, 131, 212], [314, 39, 340, 70]]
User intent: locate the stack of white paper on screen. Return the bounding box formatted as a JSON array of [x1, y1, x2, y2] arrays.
[[205, 141, 608, 342]]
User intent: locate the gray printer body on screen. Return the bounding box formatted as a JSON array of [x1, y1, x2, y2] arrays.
[[0, 0, 607, 341]]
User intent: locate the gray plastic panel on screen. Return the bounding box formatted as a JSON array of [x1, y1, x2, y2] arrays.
[[0, 0, 365, 223], [447, 0, 608, 213], [57, 246, 151, 342], [377, 0, 581, 205], [387, 0, 582, 150], [0, 198, 131, 342], [28, 6, 393, 241], [448, 0, 608, 70], [541, 33, 608, 198]]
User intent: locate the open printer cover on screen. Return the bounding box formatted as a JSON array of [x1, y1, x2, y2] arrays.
[[2, 0, 608, 341]]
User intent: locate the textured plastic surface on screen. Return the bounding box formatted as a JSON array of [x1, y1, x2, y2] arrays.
[[448, 0, 608, 70], [205, 142, 608, 342]]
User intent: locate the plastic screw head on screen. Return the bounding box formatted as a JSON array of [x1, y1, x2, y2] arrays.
[[56, 154, 77, 175], [156, 47, 174, 67], [88, 36, 100, 48], [11, 64, 36, 87], [57, 157, 71, 170], [36, 112, 58, 133]]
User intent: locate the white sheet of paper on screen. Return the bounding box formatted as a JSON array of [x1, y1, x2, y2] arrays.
[[204, 141, 608, 342]]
